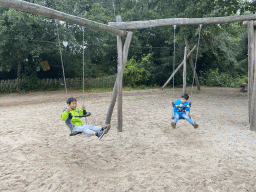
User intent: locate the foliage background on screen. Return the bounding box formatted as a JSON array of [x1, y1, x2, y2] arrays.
[[0, 0, 253, 91]]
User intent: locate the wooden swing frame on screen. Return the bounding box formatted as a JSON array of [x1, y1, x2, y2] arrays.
[[1, 0, 256, 131]]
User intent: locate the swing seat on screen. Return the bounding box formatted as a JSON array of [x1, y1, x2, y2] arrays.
[[171, 102, 191, 120], [64, 111, 91, 136], [70, 131, 82, 136], [71, 112, 91, 118]]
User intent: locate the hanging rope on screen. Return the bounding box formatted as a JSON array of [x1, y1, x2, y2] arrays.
[[56, 20, 68, 94], [82, 26, 85, 98], [173, 25, 176, 99], [190, 24, 202, 99], [82, 26, 89, 124], [171, 25, 176, 119]]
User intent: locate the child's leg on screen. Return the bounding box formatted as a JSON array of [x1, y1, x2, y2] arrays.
[[73, 125, 99, 136], [82, 124, 101, 132], [180, 114, 194, 125], [173, 113, 180, 123], [171, 113, 180, 128]]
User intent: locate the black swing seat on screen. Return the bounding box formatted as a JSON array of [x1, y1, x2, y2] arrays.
[[71, 112, 91, 118], [67, 112, 91, 136], [171, 102, 191, 120], [70, 131, 82, 136]]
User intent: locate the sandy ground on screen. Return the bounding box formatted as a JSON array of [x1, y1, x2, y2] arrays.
[[0, 87, 256, 192]]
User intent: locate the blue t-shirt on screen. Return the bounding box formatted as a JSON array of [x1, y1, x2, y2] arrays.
[[173, 99, 190, 114]]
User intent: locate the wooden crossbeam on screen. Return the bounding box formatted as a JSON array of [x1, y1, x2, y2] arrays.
[[0, 0, 126, 37], [109, 14, 256, 29]]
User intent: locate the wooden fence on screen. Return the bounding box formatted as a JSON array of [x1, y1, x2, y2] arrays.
[[0, 76, 117, 93]]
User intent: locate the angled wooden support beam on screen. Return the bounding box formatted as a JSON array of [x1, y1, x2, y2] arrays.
[[105, 31, 133, 127], [161, 45, 197, 90], [0, 0, 126, 37]]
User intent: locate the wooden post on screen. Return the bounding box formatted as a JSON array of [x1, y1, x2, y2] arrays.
[[185, 39, 200, 90], [183, 47, 187, 95], [250, 22, 256, 131], [247, 21, 254, 125], [116, 16, 123, 132], [161, 45, 197, 90], [105, 31, 133, 127]]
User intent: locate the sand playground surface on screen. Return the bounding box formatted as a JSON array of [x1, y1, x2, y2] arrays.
[[0, 87, 256, 192]]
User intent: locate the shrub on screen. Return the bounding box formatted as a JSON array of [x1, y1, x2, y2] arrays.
[[19, 72, 39, 92], [201, 69, 248, 87], [123, 56, 151, 87]]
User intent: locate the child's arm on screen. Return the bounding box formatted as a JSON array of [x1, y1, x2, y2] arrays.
[[185, 102, 190, 111], [61, 109, 69, 121], [78, 105, 87, 117], [78, 109, 84, 117], [173, 100, 179, 112], [61, 106, 71, 121], [81, 104, 87, 115]]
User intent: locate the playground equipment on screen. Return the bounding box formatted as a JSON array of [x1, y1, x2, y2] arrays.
[[2, 0, 256, 132]]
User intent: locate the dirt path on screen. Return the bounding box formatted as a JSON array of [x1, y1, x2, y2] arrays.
[[0, 87, 255, 192]]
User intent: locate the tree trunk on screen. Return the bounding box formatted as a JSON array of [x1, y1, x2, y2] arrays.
[[17, 50, 21, 80], [16, 50, 21, 91]]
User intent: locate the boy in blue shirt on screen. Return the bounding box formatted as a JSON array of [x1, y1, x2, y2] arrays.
[[171, 94, 198, 129]]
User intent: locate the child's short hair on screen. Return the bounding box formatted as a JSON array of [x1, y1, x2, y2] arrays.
[[67, 98, 77, 104], [181, 94, 189, 100]]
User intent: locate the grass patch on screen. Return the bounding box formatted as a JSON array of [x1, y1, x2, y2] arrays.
[[193, 90, 202, 94], [92, 100, 110, 104], [123, 85, 161, 91], [125, 97, 144, 101], [70, 85, 161, 93], [0, 85, 170, 96]]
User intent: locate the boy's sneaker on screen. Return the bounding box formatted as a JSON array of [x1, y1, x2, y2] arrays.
[[99, 129, 108, 140], [95, 130, 103, 138], [100, 124, 111, 134], [193, 123, 199, 129], [171, 122, 176, 128], [95, 129, 108, 139]]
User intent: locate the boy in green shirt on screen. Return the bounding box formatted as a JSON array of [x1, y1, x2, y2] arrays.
[[61, 98, 110, 139]]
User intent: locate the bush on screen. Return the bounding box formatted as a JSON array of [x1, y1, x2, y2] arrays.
[[19, 72, 39, 92], [200, 69, 248, 87], [123, 56, 151, 87]]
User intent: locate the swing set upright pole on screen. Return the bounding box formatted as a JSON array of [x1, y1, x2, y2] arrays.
[[183, 47, 187, 95]]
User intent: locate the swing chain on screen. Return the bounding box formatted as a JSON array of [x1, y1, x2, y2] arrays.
[[190, 24, 202, 99], [173, 25, 176, 100], [56, 20, 68, 94]]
